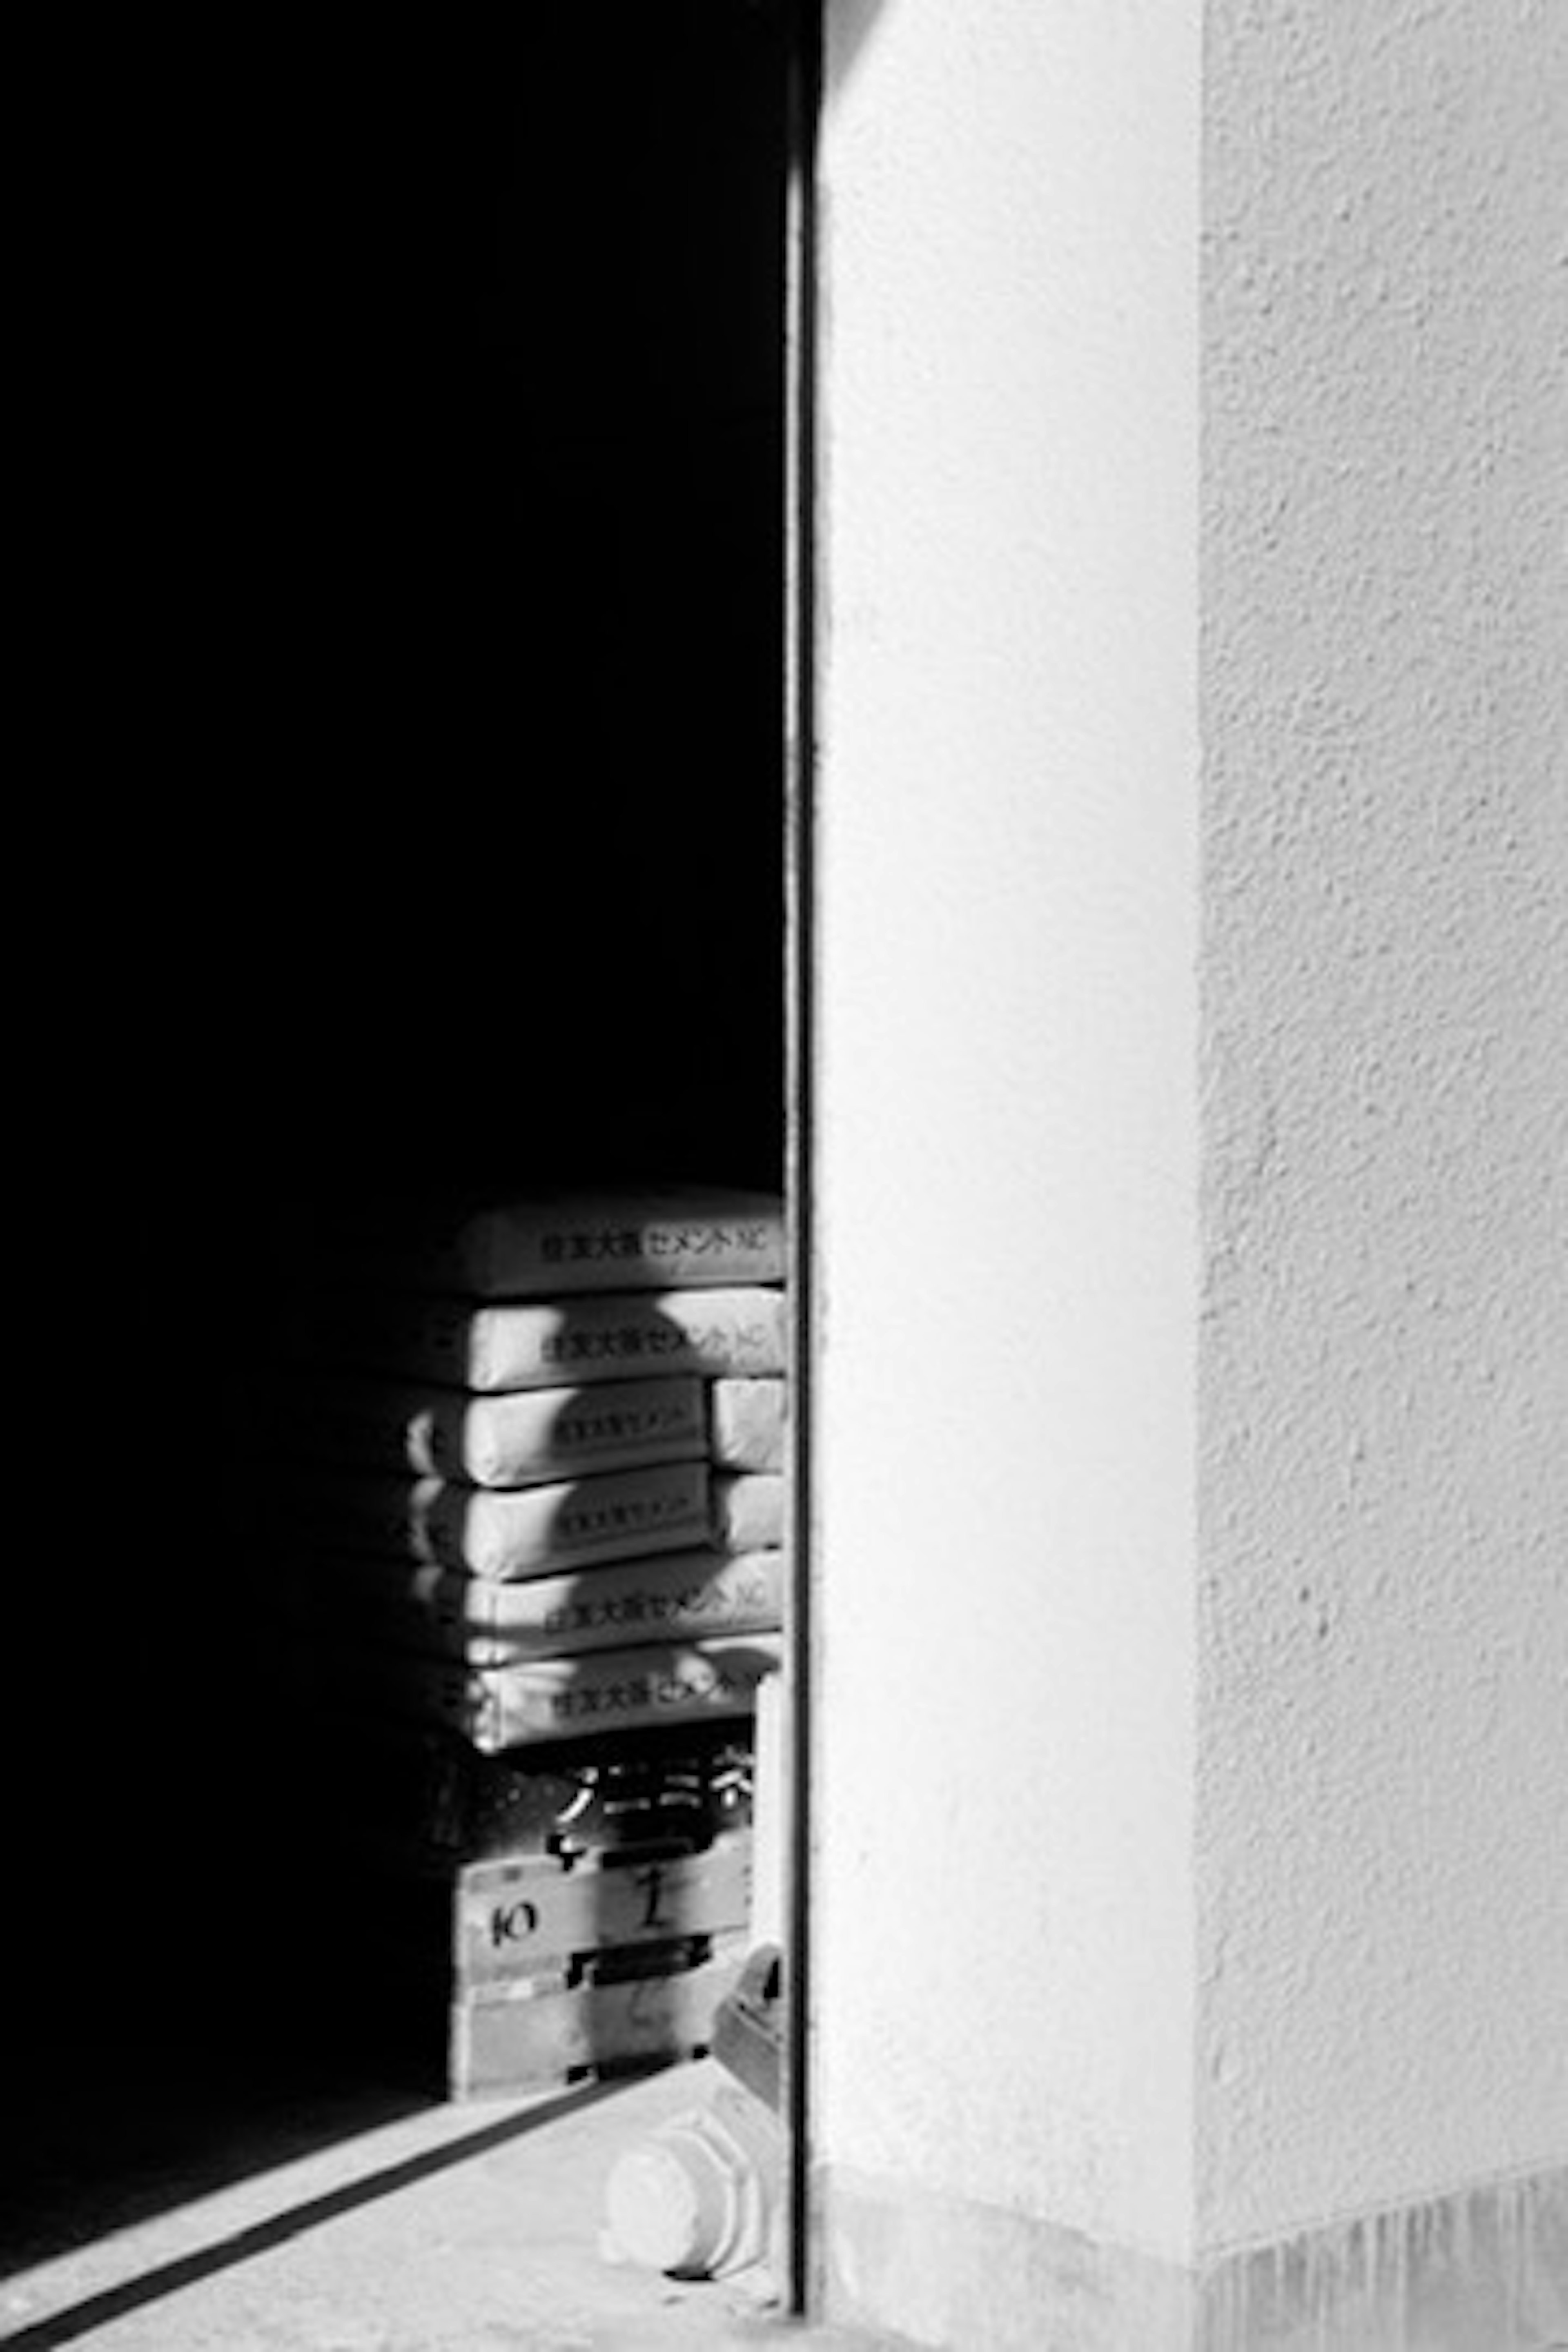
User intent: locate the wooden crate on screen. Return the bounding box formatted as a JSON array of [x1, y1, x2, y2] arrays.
[[452, 1951, 748, 2099], [449, 1832, 752, 2098], [292, 1712, 756, 1876]]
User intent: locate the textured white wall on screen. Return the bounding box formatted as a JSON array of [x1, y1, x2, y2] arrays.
[[1200, 0, 1568, 2249], [812, 0, 1201, 2261]]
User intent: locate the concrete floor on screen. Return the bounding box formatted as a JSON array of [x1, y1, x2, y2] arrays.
[[0, 2055, 893, 2352]]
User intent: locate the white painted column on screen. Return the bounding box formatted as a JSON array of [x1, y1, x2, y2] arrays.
[[810, 5, 1202, 2344], [1198, 4, 1568, 2341], [808, 2, 1567, 2349]]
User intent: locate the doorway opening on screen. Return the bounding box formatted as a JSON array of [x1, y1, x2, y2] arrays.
[[4, 2, 810, 2311]]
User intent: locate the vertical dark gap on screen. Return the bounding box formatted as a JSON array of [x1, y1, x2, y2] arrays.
[[783, 0, 822, 2321]]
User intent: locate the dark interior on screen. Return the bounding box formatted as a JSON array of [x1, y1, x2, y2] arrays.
[[7, 5, 788, 2261]]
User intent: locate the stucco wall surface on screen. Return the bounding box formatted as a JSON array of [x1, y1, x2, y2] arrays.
[[812, 0, 1201, 2263], [1200, 0, 1568, 2250]]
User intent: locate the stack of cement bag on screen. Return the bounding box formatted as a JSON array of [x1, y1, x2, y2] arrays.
[[276, 1187, 787, 1763]]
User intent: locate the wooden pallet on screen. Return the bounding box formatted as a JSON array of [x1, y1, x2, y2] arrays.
[[449, 1832, 753, 2098]]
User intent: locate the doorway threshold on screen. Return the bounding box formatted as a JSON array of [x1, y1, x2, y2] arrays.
[[2, 2058, 890, 2350]]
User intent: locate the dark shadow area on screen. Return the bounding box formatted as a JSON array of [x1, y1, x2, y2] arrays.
[[0, 2044, 433, 2286], [6, 0, 789, 2274], [1, 2080, 627, 2348]]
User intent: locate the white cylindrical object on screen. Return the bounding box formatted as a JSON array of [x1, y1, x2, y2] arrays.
[[750, 1666, 788, 1949], [603, 2087, 782, 2281]]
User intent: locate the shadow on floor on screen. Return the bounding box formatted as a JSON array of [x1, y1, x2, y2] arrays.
[[0, 2075, 625, 2352], [0, 2010, 443, 2283]]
